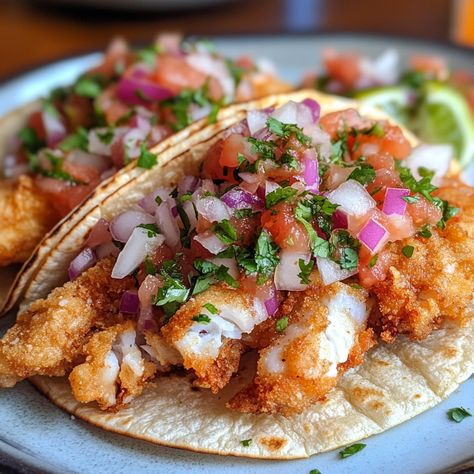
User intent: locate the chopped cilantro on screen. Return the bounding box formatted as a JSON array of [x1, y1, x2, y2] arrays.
[[368, 254, 378, 268], [434, 198, 459, 229], [74, 75, 103, 98], [203, 303, 219, 314], [240, 439, 252, 447], [144, 256, 157, 275], [254, 231, 280, 284], [348, 163, 376, 185], [402, 245, 414, 258], [59, 127, 89, 152], [298, 258, 314, 284], [329, 230, 360, 271], [225, 58, 246, 86], [178, 192, 193, 203], [155, 195, 163, 205], [96, 128, 115, 145], [309, 470, 322, 474], [42, 151, 78, 183], [213, 219, 238, 244], [266, 116, 311, 146], [403, 195, 419, 204], [136, 44, 162, 67], [447, 407, 472, 423], [208, 102, 221, 125], [234, 208, 254, 219], [192, 314, 211, 324], [339, 443, 366, 459], [280, 151, 300, 170], [192, 259, 239, 295], [18, 126, 44, 152], [137, 143, 158, 169], [361, 122, 384, 137], [235, 247, 258, 275], [246, 137, 277, 160], [418, 224, 432, 238], [153, 260, 190, 319], [138, 223, 159, 238], [275, 316, 288, 332], [265, 186, 298, 208], [350, 283, 363, 290]]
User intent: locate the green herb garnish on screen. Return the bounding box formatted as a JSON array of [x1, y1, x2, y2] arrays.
[[254, 231, 280, 284], [138, 223, 160, 238], [402, 245, 414, 258], [137, 143, 158, 169], [298, 258, 314, 284], [265, 186, 298, 208], [213, 219, 238, 244], [192, 314, 211, 324], [240, 439, 252, 447], [447, 407, 472, 423], [339, 443, 366, 459], [275, 316, 289, 332], [266, 116, 311, 146], [203, 303, 219, 314]]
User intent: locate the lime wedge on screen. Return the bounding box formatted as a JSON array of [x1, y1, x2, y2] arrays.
[[355, 86, 413, 127], [417, 82, 474, 168]]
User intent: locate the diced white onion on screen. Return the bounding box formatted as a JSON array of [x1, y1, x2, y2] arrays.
[[405, 144, 453, 185], [316, 257, 357, 286], [327, 179, 376, 217], [275, 251, 311, 291]]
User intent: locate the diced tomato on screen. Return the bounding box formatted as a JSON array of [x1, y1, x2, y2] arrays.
[[261, 202, 309, 251], [409, 55, 447, 79], [154, 54, 223, 100], [150, 244, 175, 268], [367, 168, 403, 203], [323, 50, 361, 88], [358, 246, 393, 288], [202, 141, 237, 183], [219, 134, 255, 168], [189, 238, 213, 260], [384, 214, 416, 241], [195, 215, 213, 234], [231, 214, 259, 246], [27, 111, 47, 142], [62, 94, 95, 130], [319, 109, 367, 139], [62, 162, 100, 185], [366, 152, 395, 171], [96, 87, 130, 125], [88, 37, 131, 79], [406, 197, 442, 226]]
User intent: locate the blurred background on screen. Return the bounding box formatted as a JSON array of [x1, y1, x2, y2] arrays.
[[0, 0, 472, 80]]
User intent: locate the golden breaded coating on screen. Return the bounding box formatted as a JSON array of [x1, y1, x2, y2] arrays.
[[69, 321, 156, 411], [0, 175, 59, 266], [371, 186, 474, 342], [0, 258, 134, 387], [228, 281, 374, 416]]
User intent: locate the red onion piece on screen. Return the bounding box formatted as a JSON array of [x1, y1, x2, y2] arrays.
[[302, 98, 321, 123], [275, 251, 311, 291], [68, 247, 97, 280], [178, 175, 201, 195], [358, 218, 389, 252], [42, 110, 67, 147], [264, 287, 279, 316], [110, 210, 155, 243], [303, 149, 319, 191], [316, 256, 357, 285], [195, 196, 231, 223], [221, 186, 264, 210], [247, 110, 269, 135], [138, 188, 170, 214], [195, 232, 228, 255], [382, 188, 409, 216], [155, 200, 181, 248], [332, 209, 349, 229], [86, 218, 111, 247], [112, 228, 165, 279], [117, 73, 174, 106], [120, 290, 140, 314], [327, 180, 376, 217]]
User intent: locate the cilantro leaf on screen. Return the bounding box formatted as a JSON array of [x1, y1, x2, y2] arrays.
[[144, 256, 157, 275], [294, 201, 330, 258], [329, 230, 360, 271], [203, 303, 219, 314], [418, 224, 432, 238], [265, 186, 298, 208], [192, 314, 211, 324], [339, 443, 366, 459], [275, 316, 288, 332], [254, 231, 280, 284], [59, 127, 89, 152], [74, 76, 103, 98], [18, 126, 44, 153], [225, 58, 246, 86], [213, 219, 238, 244], [240, 439, 252, 447], [137, 143, 158, 169], [137, 223, 160, 238], [298, 258, 314, 284], [234, 208, 254, 219], [368, 254, 378, 268], [266, 116, 311, 146], [246, 137, 277, 160], [447, 407, 472, 423], [192, 259, 239, 295], [348, 163, 376, 185], [402, 245, 414, 258]]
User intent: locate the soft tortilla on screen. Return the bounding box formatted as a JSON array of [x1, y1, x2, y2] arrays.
[[32, 317, 474, 459], [10, 90, 474, 458]]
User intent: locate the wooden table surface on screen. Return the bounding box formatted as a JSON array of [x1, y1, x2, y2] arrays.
[[0, 0, 454, 80]]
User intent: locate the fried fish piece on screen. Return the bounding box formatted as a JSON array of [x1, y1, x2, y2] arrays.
[[228, 280, 374, 416], [0, 258, 134, 388], [161, 285, 267, 393], [69, 320, 158, 410], [0, 175, 59, 266], [371, 185, 474, 343]]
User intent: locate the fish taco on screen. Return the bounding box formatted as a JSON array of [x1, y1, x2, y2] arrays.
[[0, 34, 290, 312], [1, 90, 473, 459]]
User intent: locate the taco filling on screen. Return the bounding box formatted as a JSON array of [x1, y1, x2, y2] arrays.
[[0, 35, 289, 267], [0, 98, 472, 420]]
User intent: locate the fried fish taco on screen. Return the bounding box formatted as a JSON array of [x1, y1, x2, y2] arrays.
[[0, 34, 290, 310], [1, 90, 473, 459]]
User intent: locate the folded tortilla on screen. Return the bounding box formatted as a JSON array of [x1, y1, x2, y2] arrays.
[[7, 89, 474, 458]]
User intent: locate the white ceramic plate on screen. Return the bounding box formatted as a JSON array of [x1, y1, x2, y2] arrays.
[[1, 34, 473, 474]]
